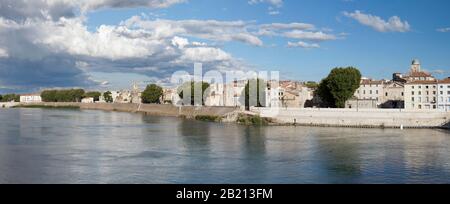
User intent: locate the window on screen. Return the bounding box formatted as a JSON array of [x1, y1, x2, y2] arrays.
[[440, 97, 444, 102], [385, 92, 388, 97], [412, 97, 415, 102], [412, 86, 415, 89], [426, 97, 429, 103], [363, 90, 366, 94], [441, 86, 444, 89], [419, 86, 422, 89], [433, 91, 436, 95], [426, 91, 429, 95], [402, 92, 404, 96], [376, 90, 379, 94], [448, 91, 450, 95], [412, 91, 415, 95], [426, 86, 429, 89], [441, 91, 444, 95], [370, 90, 372, 94], [418, 97, 422, 102]]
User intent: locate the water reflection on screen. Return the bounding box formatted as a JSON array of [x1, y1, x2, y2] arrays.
[[0, 108, 450, 184]]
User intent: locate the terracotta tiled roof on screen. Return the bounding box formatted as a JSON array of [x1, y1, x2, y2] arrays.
[[439, 77, 450, 84], [407, 71, 432, 77], [361, 79, 383, 85], [406, 80, 438, 85]]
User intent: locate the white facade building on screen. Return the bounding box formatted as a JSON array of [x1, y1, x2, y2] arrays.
[[437, 78, 450, 111], [404, 81, 438, 110], [81, 97, 94, 103], [20, 94, 42, 103]]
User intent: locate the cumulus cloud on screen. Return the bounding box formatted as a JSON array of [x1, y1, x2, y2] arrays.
[[343, 10, 410, 32], [0, 0, 338, 92], [0, 0, 186, 22], [123, 16, 263, 46], [287, 41, 320, 49], [256, 22, 337, 44]]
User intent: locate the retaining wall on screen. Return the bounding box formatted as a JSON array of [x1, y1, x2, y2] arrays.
[[18, 102, 239, 118], [252, 107, 450, 129]]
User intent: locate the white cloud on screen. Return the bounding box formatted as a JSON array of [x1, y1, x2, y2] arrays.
[[171, 36, 189, 49], [123, 16, 264, 46], [283, 30, 337, 41], [0, 48, 8, 58], [437, 27, 450, 33], [287, 41, 320, 49], [343, 10, 410, 32], [248, 0, 283, 8], [0, 0, 186, 22]]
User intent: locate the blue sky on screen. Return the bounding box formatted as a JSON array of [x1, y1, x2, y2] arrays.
[[0, 0, 450, 93]]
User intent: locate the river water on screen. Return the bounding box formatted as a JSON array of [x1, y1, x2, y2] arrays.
[[0, 108, 449, 184]]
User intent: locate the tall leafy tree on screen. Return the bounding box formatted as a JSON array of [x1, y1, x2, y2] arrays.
[[103, 91, 113, 103], [141, 84, 164, 104], [318, 67, 361, 108], [244, 78, 266, 110], [177, 81, 210, 106]]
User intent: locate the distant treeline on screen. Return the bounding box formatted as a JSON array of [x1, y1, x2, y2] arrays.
[[41, 89, 103, 102], [0, 94, 20, 102], [41, 89, 86, 102]]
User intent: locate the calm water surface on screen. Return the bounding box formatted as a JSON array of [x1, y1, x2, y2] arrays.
[[0, 108, 449, 184]]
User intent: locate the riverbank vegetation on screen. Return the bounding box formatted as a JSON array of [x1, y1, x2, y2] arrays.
[[236, 114, 270, 126], [194, 115, 222, 122]]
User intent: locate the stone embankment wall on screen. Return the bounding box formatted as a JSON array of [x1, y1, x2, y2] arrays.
[[252, 107, 450, 129], [0, 102, 19, 108], [17, 102, 240, 119]]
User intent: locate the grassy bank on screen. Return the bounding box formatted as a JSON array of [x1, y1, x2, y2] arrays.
[[194, 115, 222, 122], [236, 114, 271, 126]]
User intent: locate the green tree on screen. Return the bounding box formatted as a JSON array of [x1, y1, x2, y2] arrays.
[[244, 78, 266, 110], [177, 81, 210, 105], [141, 84, 164, 104], [0, 94, 2, 102], [84, 91, 102, 101], [41, 89, 85, 102], [317, 67, 361, 108], [305, 81, 319, 89], [103, 91, 113, 103], [0, 94, 20, 102]]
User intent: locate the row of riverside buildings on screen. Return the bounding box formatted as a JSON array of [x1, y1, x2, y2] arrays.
[[347, 59, 450, 111], [14, 59, 449, 111]]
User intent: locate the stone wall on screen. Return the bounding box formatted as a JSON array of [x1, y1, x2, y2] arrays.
[[18, 102, 239, 119], [252, 107, 450, 129]]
